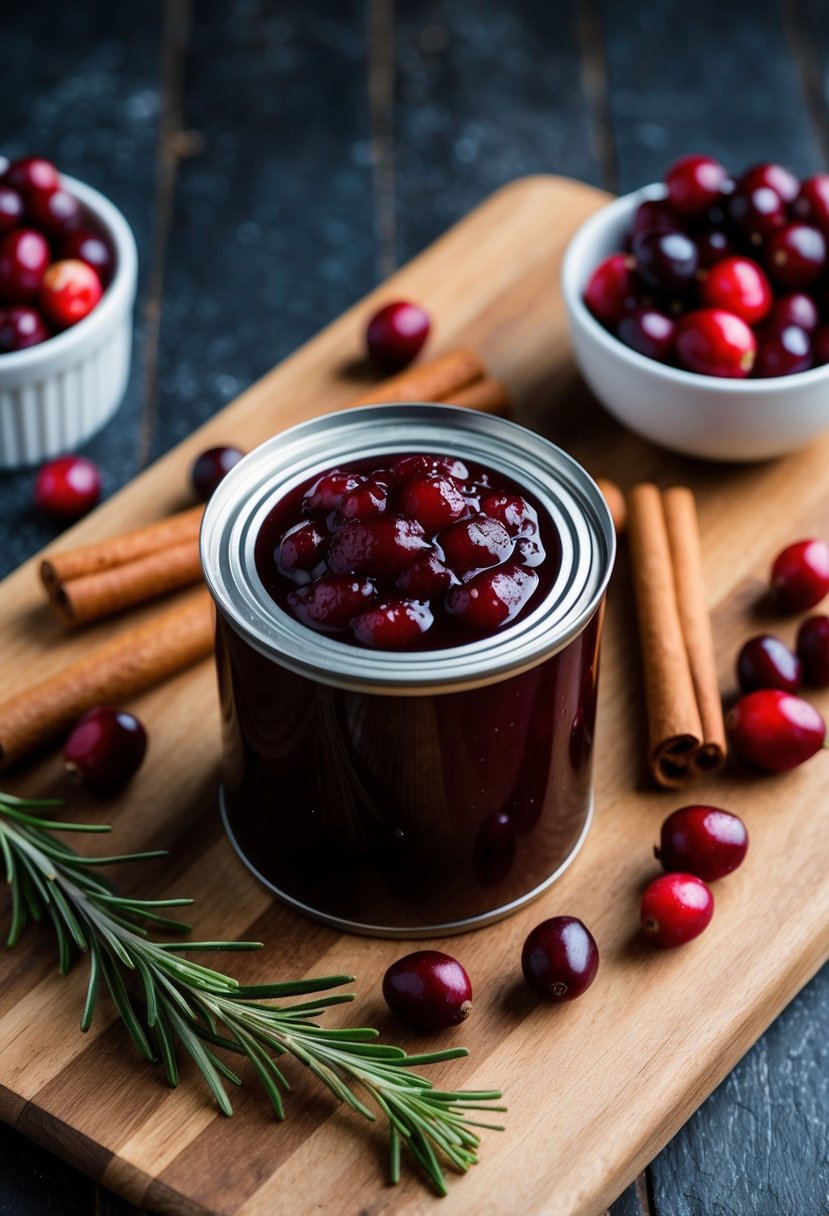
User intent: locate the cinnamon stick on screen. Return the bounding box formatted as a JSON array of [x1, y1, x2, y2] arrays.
[[346, 348, 485, 407], [0, 589, 214, 769], [596, 478, 626, 536], [50, 541, 204, 627], [445, 377, 512, 416]]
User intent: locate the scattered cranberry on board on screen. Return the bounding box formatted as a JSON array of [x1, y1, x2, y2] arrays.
[[35, 454, 101, 521], [736, 634, 802, 695], [640, 873, 714, 948], [191, 445, 245, 501], [796, 615, 829, 687], [64, 706, 148, 795], [655, 806, 748, 882], [521, 916, 599, 1001], [382, 950, 472, 1031], [366, 300, 431, 372], [770, 538, 829, 613], [726, 689, 826, 772]]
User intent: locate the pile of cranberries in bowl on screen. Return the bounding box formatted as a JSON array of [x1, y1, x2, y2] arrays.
[[0, 156, 114, 355], [584, 155, 829, 379]]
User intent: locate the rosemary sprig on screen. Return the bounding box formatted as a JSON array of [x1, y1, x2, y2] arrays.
[[0, 791, 504, 1195]]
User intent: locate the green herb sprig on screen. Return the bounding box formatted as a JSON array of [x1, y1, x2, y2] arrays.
[[0, 791, 504, 1195]]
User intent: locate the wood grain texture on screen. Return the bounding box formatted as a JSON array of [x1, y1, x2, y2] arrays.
[[1, 176, 829, 1216]]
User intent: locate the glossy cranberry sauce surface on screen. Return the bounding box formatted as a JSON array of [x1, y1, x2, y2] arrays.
[[254, 453, 560, 651]]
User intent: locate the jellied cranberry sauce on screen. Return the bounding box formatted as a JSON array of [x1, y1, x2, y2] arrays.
[[255, 452, 560, 650]]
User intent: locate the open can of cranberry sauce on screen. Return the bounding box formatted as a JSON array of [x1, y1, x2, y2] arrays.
[[200, 404, 615, 937]]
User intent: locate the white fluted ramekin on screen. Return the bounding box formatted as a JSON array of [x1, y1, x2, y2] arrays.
[[0, 174, 137, 470]]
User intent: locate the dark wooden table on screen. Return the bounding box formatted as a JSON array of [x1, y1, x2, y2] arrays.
[[2, 3, 828, 1213]]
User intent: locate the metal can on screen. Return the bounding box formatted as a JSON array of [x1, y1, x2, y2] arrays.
[[201, 404, 615, 936]]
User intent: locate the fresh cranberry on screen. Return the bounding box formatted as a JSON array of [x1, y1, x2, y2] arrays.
[[666, 154, 728, 217], [335, 478, 388, 523], [0, 228, 50, 302], [771, 292, 819, 333], [328, 515, 428, 577], [277, 520, 328, 576], [583, 253, 638, 325], [771, 538, 829, 612], [478, 492, 538, 537], [27, 187, 82, 238], [521, 916, 599, 1001], [632, 199, 680, 239], [382, 950, 472, 1031], [396, 552, 457, 598], [797, 615, 829, 687], [366, 300, 430, 372], [640, 873, 714, 948], [694, 226, 733, 269], [400, 473, 468, 533], [64, 707, 147, 795], [765, 223, 826, 290], [616, 307, 676, 362], [792, 174, 829, 234], [445, 563, 538, 631], [60, 229, 115, 286], [391, 453, 468, 483], [656, 806, 748, 882], [727, 689, 826, 771], [699, 256, 772, 326], [633, 229, 699, 294], [40, 259, 103, 328], [191, 445, 244, 500], [0, 305, 50, 353], [0, 186, 24, 234], [728, 185, 787, 244], [438, 514, 513, 574], [35, 454, 101, 520], [739, 162, 800, 204], [737, 634, 802, 694], [3, 156, 60, 200], [812, 325, 829, 366], [304, 470, 366, 514], [674, 308, 757, 378], [352, 598, 433, 648], [753, 322, 812, 378], [288, 574, 376, 631]]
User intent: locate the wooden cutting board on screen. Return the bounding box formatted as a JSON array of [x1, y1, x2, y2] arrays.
[[1, 175, 828, 1216]]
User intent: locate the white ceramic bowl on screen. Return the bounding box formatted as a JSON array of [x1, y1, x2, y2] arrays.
[[562, 183, 829, 462], [0, 174, 137, 470]]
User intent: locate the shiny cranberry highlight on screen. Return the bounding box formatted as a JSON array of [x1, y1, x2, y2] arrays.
[[382, 950, 472, 1031], [674, 308, 756, 378], [616, 307, 676, 362], [366, 300, 430, 372], [726, 689, 826, 771], [191, 445, 244, 501], [583, 252, 637, 325], [633, 229, 699, 295], [666, 154, 728, 217], [3, 156, 60, 200], [352, 598, 434, 648], [771, 539, 829, 612], [0, 305, 49, 353], [400, 472, 468, 533], [60, 229, 115, 286], [797, 615, 829, 687], [656, 805, 748, 881], [766, 223, 826, 290], [739, 162, 799, 204], [737, 634, 802, 694], [771, 293, 819, 333], [521, 915, 599, 1001], [444, 563, 538, 631], [700, 256, 772, 326], [753, 322, 812, 378], [792, 174, 829, 233], [40, 259, 102, 328], [35, 454, 101, 520], [728, 185, 787, 244], [64, 707, 148, 795], [641, 873, 714, 948], [27, 187, 82, 238], [0, 185, 24, 235], [288, 574, 376, 631]]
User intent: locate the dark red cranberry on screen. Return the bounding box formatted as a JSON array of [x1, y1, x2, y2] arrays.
[[335, 478, 388, 523], [632, 199, 679, 239], [478, 492, 538, 537], [0, 228, 50, 302], [727, 689, 826, 771], [640, 873, 714, 948], [739, 162, 800, 204], [352, 598, 433, 648], [27, 187, 82, 238], [304, 470, 366, 514], [400, 473, 468, 533], [3, 156, 60, 200], [382, 950, 472, 1031], [656, 806, 748, 882], [666, 154, 728, 217], [40, 259, 102, 328], [0, 185, 24, 234], [583, 253, 637, 325], [288, 574, 376, 631], [796, 615, 829, 687], [771, 539, 829, 612], [633, 229, 699, 295], [191, 445, 244, 500], [366, 300, 430, 372], [674, 308, 757, 378], [60, 229, 115, 286], [438, 514, 513, 574], [728, 185, 787, 245], [694, 226, 733, 269], [616, 307, 676, 362], [35, 454, 101, 520], [277, 520, 328, 576], [812, 325, 829, 366], [699, 256, 772, 326], [328, 515, 428, 577], [737, 634, 802, 694], [753, 322, 812, 378], [792, 174, 829, 234], [472, 811, 516, 885], [0, 305, 50, 353], [391, 454, 468, 483], [396, 552, 457, 598], [64, 706, 147, 795], [766, 223, 826, 290], [521, 916, 599, 1001], [771, 293, 819, 333], [445, 563, 538, 631]]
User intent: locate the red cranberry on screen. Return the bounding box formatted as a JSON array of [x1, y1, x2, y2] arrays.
[[796, 615, 829, 687], [64, 706, 147, 795], [400, 472, 468, 533], [328, 515, 428, 577], [753, 322, 812, 378], [699, 256, 772, 326], [583, 253, 637, 325], [771, 538, 829, 612], [674, 308, 757, 378], [35, 454, 101, 520], [396, 552, 457, 598], [694, 226, 733, 269], [656, 806, 748, 882], [277, 520, 328, 576], [0, 228, 50, 302], [3, 156, 60, 200], [438, 514, 512, 574], [0, 185, 24, 234], [445, 563, 538, 631], [616, 307, 676, 362], [288, 574, 376, 631], [728, 185, 787, 244], [366, 300, 430, 372], [737, 634, 802, 694], [382, 950, 472, 1031], [771, 292, 819, 332], [27, 187, 82, 238], [632, 199, 680, 239], [478, 492, 538, 537], [0, 305, 50, 353], [191, 445, 244, 501], [391, 453, 468, 483], [665, 154, 728, 217], [352, 597, 433, 648], [792, 174, 829, 234], [640, 873, 714, 948], [765, 223, 826, 290], [739, 162, 800, 204], [335, 478, 388, 523], [812, 325, 829, 366], [521, 916, 599, 1001], [633, 229, 699, 295], [304, 470, 366, 514], [60, 229, 115, 286], [727, 689, 826, 771], [40, 259, 103, 328]]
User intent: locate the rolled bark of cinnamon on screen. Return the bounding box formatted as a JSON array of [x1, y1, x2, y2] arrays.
[[444, 376, 511, 416], [50, 541, 204, 627], [0, 589, 214, 769], [346, 348, 485, 407]]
